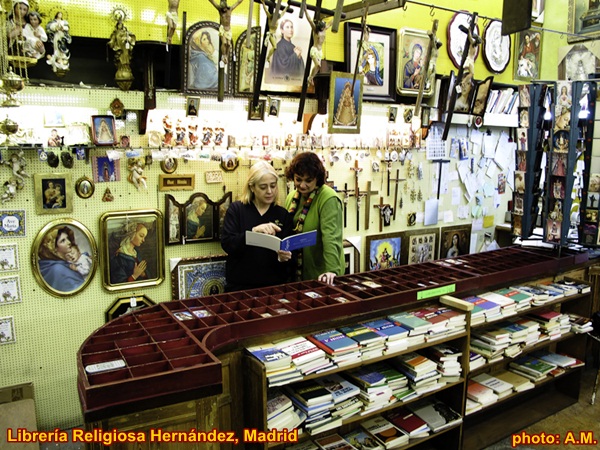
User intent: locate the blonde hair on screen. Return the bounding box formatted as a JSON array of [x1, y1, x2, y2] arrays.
[[241, 161, 278, 205]]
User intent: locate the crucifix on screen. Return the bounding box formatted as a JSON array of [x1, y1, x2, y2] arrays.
[[362, 180, 379, 230], [442, 11, 479, 141], [373, 196, 392, 232], [351, 160, 365, 231], [387, 168, 405, 220], [335, 182, 354, 228], [352, 5, 370, 93], [414, 19, 441, 118]]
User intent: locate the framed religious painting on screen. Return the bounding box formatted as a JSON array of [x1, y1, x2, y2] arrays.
[[31, 218, 98, 297], [92, 156, 121, 183], [75, 176, 94, 199], [397, 27, 435, 97], [259, 6, 314, 94], [91, 115, 117, 146], [482, 20, 511, 74], [440, 224, 472, 259], [233, 26, 261, 96], [558, 43, 600, 81], [446, 12, 480, 69], [400, 228, 439, 265], [0, 243, 18, 272], [328, 71, 363, 134], [183, 21, 230, 95], [171, 255, 227, 300], [100, 209, 164, 292], [343, 239, 360, 275], [514, 29, 542, 81], [471, 76, 494, 117], [568, 0, 600, 43], [33, 173, 73, 215], [344, 23, 396, 102], [365, 232, 402, 271], [165, 194, 184, 245]]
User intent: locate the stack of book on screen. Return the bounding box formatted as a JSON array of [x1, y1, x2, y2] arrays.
[[566, 313, 594, 333], [529, 282, 565, 302], [538, 280, 578, 298], [510, 284, 551, 306], [387, 311, 432, 346], [469, 351, 486, 371], [527, 310, 569, 340], [555, 279, 591, 294], [317, 373, 361, 405], [471, 372, 513, 399], [467, 379, 499, 407], [362, 318, 409, 354], [307, 329, 361, 368], [338, 323, 387, 361], [465, 398, 483, 415], [276, 336, 334, 375], [462, 295, 502, 323], [407, 398, 463, 433], [412, 305, 467, 341], [345, 365, 395, 415], [314, 433, 358, 450], [394, 352, 442, 395], [486, 87, 519, 115], [369, 362, 409, 398], [343, 428, 384, 450], [491, 287, 532, 311], [509, 354, 557, 381], [266, 389, 306, 430], [425, 343, 463, 383], [494, 370, 535, 392], [470, 327, 511, 363], [532, 350, 578, 369], [245, 343, 303, 387], [360, 415, 409, 449], [284, 379, 338, 435], [512, 317, 542, 347], [494, 320, 529, 358], [478, 291, 518, 318], [386, 406, 431, 439]]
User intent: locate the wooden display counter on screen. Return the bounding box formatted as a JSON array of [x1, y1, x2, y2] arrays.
[[77, 246, 590, 449]]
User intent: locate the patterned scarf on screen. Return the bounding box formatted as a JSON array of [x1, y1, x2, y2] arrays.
[[288, 188, 319, 280]]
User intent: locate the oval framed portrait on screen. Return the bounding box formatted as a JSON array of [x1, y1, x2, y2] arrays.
[[482, 20, 511, 74], [160, 157, 178, 174], [75, 176, 94, 199], [31, 219, 98, 297]]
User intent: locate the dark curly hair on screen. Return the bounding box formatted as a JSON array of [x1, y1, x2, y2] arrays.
[[285, 152, 326, 186]]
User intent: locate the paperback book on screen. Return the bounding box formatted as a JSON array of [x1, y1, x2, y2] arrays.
[[246, 229, 317, 252]]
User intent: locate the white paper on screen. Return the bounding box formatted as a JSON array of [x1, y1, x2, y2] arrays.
[[458, 205, 469, 219], [444, 210, 454, 222], [424, 199, 439, 226], [415, 212, 424, 223], [483, 133, 498, 158], [472, 217, 484, 231], [452, 187, 461, 205]]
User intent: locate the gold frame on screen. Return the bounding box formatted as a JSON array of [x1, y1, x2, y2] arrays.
[[31, 218, 98, 297], [160, 157, 178, 174], [33, 173, 73, 214], [75, 176, 94, 199], [100, 209, 164, 292], [328, 71, 363, 134], [159, 174, 195, 191]]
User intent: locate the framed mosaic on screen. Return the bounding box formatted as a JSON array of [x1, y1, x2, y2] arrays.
[[328, 71, 363, 134], [100, 209, 164, 292], [440, 224, 472, 259], [105, 294, 156, 322], [568, 0, 600, 43], [92, 156, 120, 183], [400, 229, 439, 265], [33, 173, 73, 215], [31, 218, 98, 297], [345, 22, 396, 102], [0, 275, 21, 305], [234, 26, 261, 95], [397, 27, 435, 97], [171, 255, 227, 300], [0, 316, 15, 344], [0, 210, 25, 238], [365, 232, 402, 271], [0, 244, 18, 272]]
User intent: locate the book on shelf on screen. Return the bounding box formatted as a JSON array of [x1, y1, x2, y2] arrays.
[[566, 313, 594, 333], [266, 388, 293, 421], [331, 396, 362, 419], [478, 291, 517, 315], [307, 329, 360, 356], [314, 433, 358, 450], [462, 295, 502, 320], [469, 351, 486, 371], [343, 428, 384, 450], [285, 379, 333, 407], [345, 366, 387, 391], [491, 288, 532, 309], [494, 370, 535, 392], [387, 312, 432, 336], [509, 355, 557, 377], [245, 229, 317, 252], [393, 352, 438, 375], [305, 415, 343, 436], [467, 380, 499, 405], [316, 373, 361, 404], [362, 318, 409, 341], [555, 279, 591, 294], [531, 350, 577, 368], [465, 398, 483, 415], [360, 415, 409, 449], [338, 323, 386, 347], [408, 398, 463, 433], [275, 336, 327, 367], [471, 373, 513, 398], [246, 343, 292, 371], [544, 282, 578, 297], [510, 285, 550, 303], [386, 407, 431, 438], [530, 283, 564, 300]]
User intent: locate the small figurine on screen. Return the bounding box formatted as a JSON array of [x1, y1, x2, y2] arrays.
[[108, 16, 136, 90], [45, 11, 72, 76], [127, 157, 148, 191], [102, 187, 114, 202], [261, 0, 290, 65], [2, 150, 30, 188], [1, 177, 18, 203], [304, 6, 332, 85], [166, 0, 180, 48], [208, 0, 244, 67]]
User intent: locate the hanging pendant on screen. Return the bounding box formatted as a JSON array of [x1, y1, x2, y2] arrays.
[[410, 187, 416, 203], [417, 187, 423, 202], [399, 196, 403, 209]]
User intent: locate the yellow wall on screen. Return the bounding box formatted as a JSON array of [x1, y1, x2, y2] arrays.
[[0, 0, 571, 432]]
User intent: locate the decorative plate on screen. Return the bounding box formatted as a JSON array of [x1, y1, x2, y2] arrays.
[[482, 20, 511, 74], [447, 12, 480, 69]]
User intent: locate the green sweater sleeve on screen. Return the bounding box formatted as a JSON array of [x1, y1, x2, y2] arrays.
[[319, 196, 345, 275]]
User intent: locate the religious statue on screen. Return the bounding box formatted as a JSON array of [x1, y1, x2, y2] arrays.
[[45, 11, 72, 76], [261, 0, 291, 65], [304, 8, 332, 85], [166, 0, 180, 48], [108, 17, 136, 91], [333, 81, 357, 126], [208, 0, 244, 67]]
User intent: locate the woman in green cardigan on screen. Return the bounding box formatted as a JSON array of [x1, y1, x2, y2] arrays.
[[285, 152, 345, 284]]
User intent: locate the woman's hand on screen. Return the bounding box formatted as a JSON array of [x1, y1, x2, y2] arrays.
[[318, 272, 336, 285], [252, 223, 281, 235], [132, 260, 147, 280], [276, 250, 292, 262], [195, 225, 206, 238]]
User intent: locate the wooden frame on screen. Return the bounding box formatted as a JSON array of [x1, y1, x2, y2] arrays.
[[328, 71, 363, 134], [0, 243, 18, 272], [181, 192, 232, 243], [159, 174, 195, 191], [343, 239, 360, 275], [558, 43, 600, 81], [31, 218, 98, 297], [345, 22, 396, 102], [259, 6, 313, 94], [100, 209, 164, 292], [186, 97, 200, 117], [248, 98, 266, 121], [0, 210, 25, 238], [514, 29, 542, 81], [365, 232, 402, 271], [234, 26, 261, 96], [400, 228, 439, 265], [440, 224, 472, 259], [171, 255, 227, 300], [160, 157, 178, 174], [165, 194, 184, 245], [105, 294, 156, 322], [568, 0, 600, 43], [33, 173, 73, 214], [183, 21, 227, 95], [482, 20, 511, 74], [91, 115, 117, 146], [92, 156, 120, 183], [397, 27, 435, 97], [268, 97, 281, 117], [75, 176, 94, 199]]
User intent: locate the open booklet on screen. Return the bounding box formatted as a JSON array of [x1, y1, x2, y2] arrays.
[[245, 230, 317, 252]]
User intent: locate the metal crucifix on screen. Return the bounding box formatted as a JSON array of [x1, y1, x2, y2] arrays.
[[387, 168, 405, 220], [335, 182, 354, 228], [373, 196, 392, 233]]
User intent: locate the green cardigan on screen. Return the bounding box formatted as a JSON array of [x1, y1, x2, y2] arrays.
[[285, 185, 345, 281]]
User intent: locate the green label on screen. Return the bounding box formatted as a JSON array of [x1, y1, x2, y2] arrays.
[[417, 284, 456, 300]]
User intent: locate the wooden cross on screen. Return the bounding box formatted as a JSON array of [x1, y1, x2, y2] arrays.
[[362, 180, 379, 230], [387, 168, 405, 220], [414, 19, 440, 118], [373, 196, 391, 232], [335, 182, 355, 228], [352, 5, 370, 93]]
